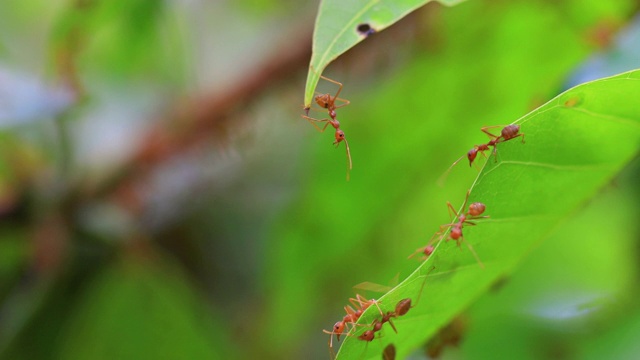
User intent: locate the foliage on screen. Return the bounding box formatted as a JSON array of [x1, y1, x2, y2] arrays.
[[0, 1, 638, 360], [304, 0, 466, 107], [335, 70, 640, 359]]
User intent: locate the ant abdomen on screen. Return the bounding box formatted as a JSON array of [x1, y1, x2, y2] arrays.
[[501, 124, 520, 140], [468, 202, 486, 216], [395, 298, 412, 316]]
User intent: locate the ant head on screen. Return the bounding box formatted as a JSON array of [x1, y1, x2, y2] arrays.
[[333, 321, 345, 336], [468, 202, 486, 216], [334, 130, 346, 144], [424, 245, 435, 257], [467, 148, 478, 166], [395, 298, 412, 316], [450, 227, 462, 240], [358, 330, 375, 342], [315, 94, 331, 109]]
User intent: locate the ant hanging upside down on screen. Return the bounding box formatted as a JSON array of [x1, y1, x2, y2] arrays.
[[302, 73, 352, 180]]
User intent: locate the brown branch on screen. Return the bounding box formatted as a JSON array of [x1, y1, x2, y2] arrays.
[[98, 24, 313, 216]]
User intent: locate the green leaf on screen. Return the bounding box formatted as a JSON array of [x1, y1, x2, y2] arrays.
[[334, 70, 640, 359], [57, 255, 233, 360], [303, 0, 467, 107]]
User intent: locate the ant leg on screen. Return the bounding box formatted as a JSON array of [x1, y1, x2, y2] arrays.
[[322, 329, 339, 343], [480, 125, 506, 139], [408, 246, 427, 259], [465, 216, 490, 224], [319, 74, 345, 100], [387, 318, 398, 334], [429, 224, 456, 244], [491, 145, 500, 163], [437, 153, 466, 186], [355, 295, 384, 317], [333, 97, 350, 109], [446, 202, 458, 222], [463, 238, 485, 268], [429, 221, 459, 245], [414, 265, 436, 306], [448, 190, 470, 221], [325, 333, 336, 360], [370, 299, 384, 318], [461, 190, 471, 211], [301, 115, 331, 133], [348, 296, 365, 310], [307, 104, 330, 113]]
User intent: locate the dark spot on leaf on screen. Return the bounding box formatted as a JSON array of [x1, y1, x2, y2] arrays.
[[382, 343, 396, 360], [426, 317, 467, 358], [357, 23, 376, 37], [564, 96, 581, 107], [490, 275, 509, 293]]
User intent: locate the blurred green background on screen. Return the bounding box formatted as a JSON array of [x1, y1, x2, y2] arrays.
[[0, 0, 638, 359]]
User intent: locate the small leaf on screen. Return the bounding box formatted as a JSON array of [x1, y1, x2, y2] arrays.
[[303, 0, 466, 107], [335, 70, 640, 359]]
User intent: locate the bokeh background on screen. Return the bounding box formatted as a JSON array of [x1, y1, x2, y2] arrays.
[[0, 0, 639, 359]]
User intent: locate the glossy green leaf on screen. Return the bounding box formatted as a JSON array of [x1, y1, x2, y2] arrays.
[[335, 70, 640, 359], [303, 0, 467, 107]]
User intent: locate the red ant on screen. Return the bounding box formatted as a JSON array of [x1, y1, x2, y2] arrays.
[[439, 124, 525, 185], [355, 318, 387, 360], [467, 124, 525, 165], [374, 298, 412, 335], [303, 73, 350, 119], [301, 74, 352, 180], [359, 266, 435, 342], [356, 296, 424, 355], [322, 294, 383, 355], [342, 267, 435, 360], [430, 191, 488, 267]]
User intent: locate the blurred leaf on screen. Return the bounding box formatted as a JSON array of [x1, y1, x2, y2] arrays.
[[265, 1, 635, 358], [335, 70, 640, 359], [57, 253, 233, 360], [303, 0, 467, 107], [578, 306, 640, 359], [0, 229, 29, 291], [453, 161, 639, 359], [51, 0, 184, 82]]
